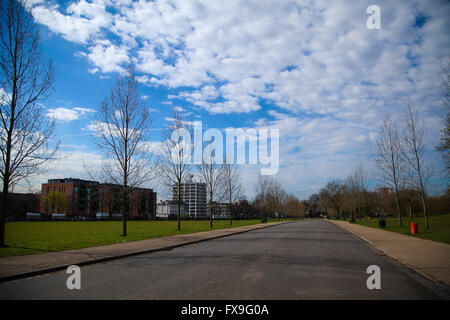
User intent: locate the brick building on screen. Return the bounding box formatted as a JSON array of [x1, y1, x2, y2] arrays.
[[0, 192, 40, 220], [40, 178, 157, 219]]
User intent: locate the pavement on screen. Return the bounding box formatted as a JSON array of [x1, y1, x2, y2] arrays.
[[329, 220, 450, 286], [0, 221, 288, 282], [1, 219, 448, 299]]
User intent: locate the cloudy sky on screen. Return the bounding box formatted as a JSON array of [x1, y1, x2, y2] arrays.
[[21, 0, 450, 199]]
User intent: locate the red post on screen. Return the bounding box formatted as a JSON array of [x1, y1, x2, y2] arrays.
[[411, 222, 419, 234]]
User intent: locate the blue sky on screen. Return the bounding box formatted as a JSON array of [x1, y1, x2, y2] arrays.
[[20, 0, 450, 200]]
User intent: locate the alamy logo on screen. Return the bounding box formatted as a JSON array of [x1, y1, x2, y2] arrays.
[[366, 265, 381, 290], [171, 121, 279, 175], [366, 5, 381, 30], [66, 265, 81, 290]]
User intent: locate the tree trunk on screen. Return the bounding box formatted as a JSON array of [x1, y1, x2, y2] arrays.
[[122, 189, 127, 236], [177, 182, 181, 231], [417, 165, 429, 229], [421, 193, 429, 229], [0, 179, 9, 247], [209, 191, 213, 228], [1, 129, 12, 247], [394, 184, 402, 226]]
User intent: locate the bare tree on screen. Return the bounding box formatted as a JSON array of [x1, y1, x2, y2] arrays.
[[320, 179, 343, 219], [285, 194, 305, 219], [254, 174, 270, 219], [374, 113, 404, 225], [437, 56, 450, 177], [402, 105, 430, 229], [157, 112, 192, 231], [345, 162, 367, 219], [221, 164, 244, 225], [91, 66, 152, 237], [197, 146, 225, 228], [308, 193, 320, 217], [267, 179, 288, 219], [254, 175, 287, 220], [0, 0, 57, 247]]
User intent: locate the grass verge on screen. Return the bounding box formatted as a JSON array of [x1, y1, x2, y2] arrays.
[[0, 219, 287, 257], [354, 214, 450, 244]]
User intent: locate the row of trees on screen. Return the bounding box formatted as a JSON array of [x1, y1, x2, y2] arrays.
[[317, 173, 449, 220], [374, 106, 431, 228], [318, 103, 448, 229], [254, 175, 305, 219]]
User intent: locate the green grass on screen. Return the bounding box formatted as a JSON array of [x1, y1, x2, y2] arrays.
[[0, 219, 280, 257], [354, 214, 450, 244]]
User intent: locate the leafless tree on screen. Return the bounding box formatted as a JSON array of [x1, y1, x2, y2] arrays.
[[197, 146, 226, 228], [91, 66, 152, 237], [0, 0, 57, 246], [254, 175, 287, 219], [437, 56, 450, 177], [374, 113, 404, 225], [401, 105, 431, 229], [157, 112, 192, 231], [254, 174, 271, 219], [221, 164, 244, 225], [320, 179, 343, 219], [285, 194, 305, 219], [345, 162, 368, 219], [267, 179, 288, 219]]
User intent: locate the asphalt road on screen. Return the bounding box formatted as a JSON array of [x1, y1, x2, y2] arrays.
[[0, 220, 446, 299]]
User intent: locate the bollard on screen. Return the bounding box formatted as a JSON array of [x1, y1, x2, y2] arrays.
[[410, 222, 419, 234]]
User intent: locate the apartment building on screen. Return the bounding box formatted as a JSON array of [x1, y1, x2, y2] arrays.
[[40, 178, 156, 219], [172, 176, 207, 218], [156, 200, 188, 219]]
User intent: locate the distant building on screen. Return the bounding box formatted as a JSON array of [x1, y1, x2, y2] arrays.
[[173, 175, 207, 218], [40, 178, 98, 216], [156, 200, 188, 219], [209, 202, 231, 219], [40, 178, 156, 219], [0, 192, 40, 220]]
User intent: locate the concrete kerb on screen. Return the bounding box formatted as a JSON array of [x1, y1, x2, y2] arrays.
[[0, 221, 292, 283]]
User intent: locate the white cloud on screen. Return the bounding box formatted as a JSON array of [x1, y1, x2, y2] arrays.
[[80, 42, 129, 74], [31, 0, 450, 118], [46, 107, 95, 122], [32, 1, 112, 44]]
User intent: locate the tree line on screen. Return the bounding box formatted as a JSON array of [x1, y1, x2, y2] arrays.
[[317, 105, 449, 228]]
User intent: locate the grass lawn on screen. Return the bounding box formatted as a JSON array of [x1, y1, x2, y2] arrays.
[[354, 214, 450, 244], [0, 219, 284, 257]]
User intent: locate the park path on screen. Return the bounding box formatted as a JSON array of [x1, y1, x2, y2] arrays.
[[329, 220, 450, 286], [0, 221, 288, 282]]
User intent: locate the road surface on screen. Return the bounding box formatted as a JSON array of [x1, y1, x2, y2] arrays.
[[0, 220, 446, 299]]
